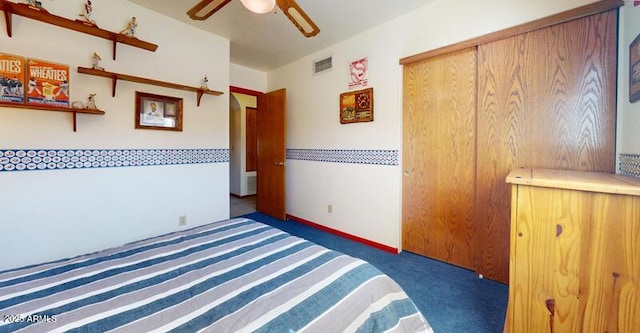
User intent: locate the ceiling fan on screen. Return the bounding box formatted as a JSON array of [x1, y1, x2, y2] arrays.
[[187, 0, 320, 38]]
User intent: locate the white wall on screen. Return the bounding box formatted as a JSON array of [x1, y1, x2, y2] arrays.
[[0, 0, 230, 270], [230, 63, 267, 92], [617, 3, 640, 157], [268, 0, 599, 250]]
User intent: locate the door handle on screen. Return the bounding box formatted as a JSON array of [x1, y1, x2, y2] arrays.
[[404, 170, 410, 176], [275, 161, 285, 166]]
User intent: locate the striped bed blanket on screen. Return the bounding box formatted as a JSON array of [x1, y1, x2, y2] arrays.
[[0, 218, 432, 332]]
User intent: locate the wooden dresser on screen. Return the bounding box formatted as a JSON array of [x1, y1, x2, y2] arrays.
[[504, 168, 640, 333]]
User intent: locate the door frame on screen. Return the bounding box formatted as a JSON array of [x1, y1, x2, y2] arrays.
[[229, 86, 286, 219]]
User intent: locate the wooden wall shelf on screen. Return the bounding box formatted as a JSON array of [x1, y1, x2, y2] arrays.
[[0, 101, 105, 132], [0, 0, 158, 60], [77, 67, 224, 107]]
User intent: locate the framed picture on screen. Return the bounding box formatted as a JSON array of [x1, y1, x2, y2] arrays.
[[135, 91, 183, 131], [631, 33, 640, 103], [340, 87, 373, 124]]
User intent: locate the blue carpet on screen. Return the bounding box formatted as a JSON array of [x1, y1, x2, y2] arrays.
[[241, 212, 508, 333]]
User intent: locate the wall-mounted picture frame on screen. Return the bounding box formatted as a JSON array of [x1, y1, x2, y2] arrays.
[[631, 32, 640, 103], [135, 91, 183, 131], [340, 87, 373, 124]]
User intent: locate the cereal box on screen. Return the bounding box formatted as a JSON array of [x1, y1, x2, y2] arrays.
[[0, 53, 26, 104], [26, 58, 69, 107]]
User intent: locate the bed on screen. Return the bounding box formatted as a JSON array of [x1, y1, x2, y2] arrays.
[[0, 217, 432, 332]]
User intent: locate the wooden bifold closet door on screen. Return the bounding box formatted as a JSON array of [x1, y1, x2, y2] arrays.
[[402, 8, 617, 284], [402, 47, 477, 270]]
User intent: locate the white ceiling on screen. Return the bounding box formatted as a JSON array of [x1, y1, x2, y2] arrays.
[[128, 0, 432, 71]]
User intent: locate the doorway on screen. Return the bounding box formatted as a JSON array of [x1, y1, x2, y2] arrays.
[[229, 92, 257, 216], [230, 194, 257, 217], [229, 88, 287, 220]]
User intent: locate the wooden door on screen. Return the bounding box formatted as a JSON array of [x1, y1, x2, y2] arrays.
[[402, 48, 477, 270], [476, 10, 617, 283], [257, 89, 286, 220]]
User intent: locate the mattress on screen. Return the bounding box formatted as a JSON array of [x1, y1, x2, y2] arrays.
[[0, 217, 432, 332]]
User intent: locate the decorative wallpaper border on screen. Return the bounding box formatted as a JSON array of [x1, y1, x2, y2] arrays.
[[0, 149, 229, 172], [620, 154, 640, 178], [286, 149, 398, 166]]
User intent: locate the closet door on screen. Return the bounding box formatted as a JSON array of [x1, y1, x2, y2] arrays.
[[402, 47, 477, 269], [475, 10, 617, 283]]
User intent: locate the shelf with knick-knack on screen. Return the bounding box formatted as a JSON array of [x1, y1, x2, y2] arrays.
[[77, 67, 224, 107], [0, 100, 105, 132], [0, 0, 158, 60]]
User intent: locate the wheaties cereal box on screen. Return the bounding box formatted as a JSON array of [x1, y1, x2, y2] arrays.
[[26, 58, 69, 107], [0, 53, 26, 104]]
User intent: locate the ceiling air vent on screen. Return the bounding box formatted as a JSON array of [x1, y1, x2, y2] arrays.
[[313, 56, 333, 76]]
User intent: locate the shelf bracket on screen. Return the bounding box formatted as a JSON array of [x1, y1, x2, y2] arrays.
[[196, 89, 205, 107], [111, 75, 118, 97], [72, 112, 77, 132], [3, 8, 11, 37], [111, 38, 117, 61]]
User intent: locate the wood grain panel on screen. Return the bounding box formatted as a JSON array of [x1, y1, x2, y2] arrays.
[[579, 193, 640, 332], [476, 11, 617, 283], [510, 187, 575, 332], [476, 29, 528, 284], [402, 48, 477, 269], [511, 186, 591, 332], [506, 170, 640, 332]]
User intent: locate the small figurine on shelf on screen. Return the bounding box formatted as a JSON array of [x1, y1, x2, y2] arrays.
[[91, 52, 104, 70], [78, 0, 96, 26], [86, 93, 97, 110], [201, 75, 209, 90], [119, 17, 138, 37], [25, 0, 45, 10]]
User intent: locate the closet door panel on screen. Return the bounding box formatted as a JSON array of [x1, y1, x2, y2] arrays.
[[476, 11, 617, 283], [476, 33, 530, 284], [402, 48, 477, 269]]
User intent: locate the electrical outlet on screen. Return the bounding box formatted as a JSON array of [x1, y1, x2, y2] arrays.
[[179, 215, 187, 226], [328, 204, 332, 214]]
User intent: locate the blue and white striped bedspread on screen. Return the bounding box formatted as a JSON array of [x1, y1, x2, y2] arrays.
[[0, 218, 432, 332]]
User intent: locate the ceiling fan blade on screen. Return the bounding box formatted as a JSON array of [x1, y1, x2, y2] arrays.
[[276, 0, 320, 38], [187, 0, 232, 20]]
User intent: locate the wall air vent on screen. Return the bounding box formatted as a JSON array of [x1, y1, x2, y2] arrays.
[[313, 56, 333, 75]]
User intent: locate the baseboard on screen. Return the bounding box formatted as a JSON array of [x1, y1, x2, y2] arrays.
[[286, 214, 398, 254]]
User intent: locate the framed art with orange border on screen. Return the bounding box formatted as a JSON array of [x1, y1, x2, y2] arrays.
[[631, 32, 640, 103], [340, 87, 373, 124]]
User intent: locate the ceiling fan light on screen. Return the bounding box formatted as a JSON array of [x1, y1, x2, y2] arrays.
[[239, 0, 276, 14]]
